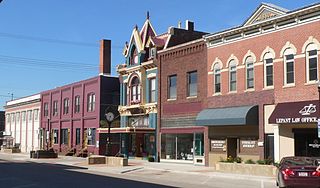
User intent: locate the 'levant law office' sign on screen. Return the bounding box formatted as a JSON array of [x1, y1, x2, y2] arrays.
[[269, 101, 319, 124]]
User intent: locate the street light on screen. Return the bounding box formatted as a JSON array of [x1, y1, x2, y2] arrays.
[[46, 117, 51, 150], [105, 112, 114, 156]]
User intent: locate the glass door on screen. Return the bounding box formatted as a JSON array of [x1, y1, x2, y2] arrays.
[[194, 133, 204, 165]]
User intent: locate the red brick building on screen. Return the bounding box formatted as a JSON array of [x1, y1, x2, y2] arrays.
[[158, 38, 208, 165], [40, 40, 120, 155], [202, 3, 320, 165]]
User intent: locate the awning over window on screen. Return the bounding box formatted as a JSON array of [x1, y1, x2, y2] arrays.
[[269, 100, 318, 124], [196, 105, 258, 126]]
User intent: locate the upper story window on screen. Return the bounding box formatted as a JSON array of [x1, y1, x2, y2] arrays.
[[34, 109, 39, 121], [53, 101, 58, 116], [16, 112, 20, 123], [130, 77, 141, 104], [168, 75, 177, 99], [213, 63, 221, 94], [63, 98, 69, 115], [130, 46, 138, 65], [187, 71, 197, 97], [306, 43, 318, 82], [74, 95, 80, 113], [149, 78, 156, 103], [284, 49, 295, 85], [6, 114, 10, 124], [245, 56, 254, 89], [229, 60, 237, 92], [87, 93, 96, 112], [264, 52, 274, 87], [11, 113, 15, 123], [44, 103, 49, 117], [22, 111, 26, 122], [28, 110, 32, 121]]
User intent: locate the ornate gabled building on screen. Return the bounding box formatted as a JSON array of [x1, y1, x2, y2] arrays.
[[117, 14, 207, 159]]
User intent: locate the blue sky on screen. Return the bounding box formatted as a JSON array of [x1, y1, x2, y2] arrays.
[[0, 0, 317, 110]]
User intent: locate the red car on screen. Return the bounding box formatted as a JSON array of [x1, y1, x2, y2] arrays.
[[277, 156, 320, 188]]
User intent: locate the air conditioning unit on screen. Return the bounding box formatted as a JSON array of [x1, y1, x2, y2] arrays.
[[150, 47, 157, 58]]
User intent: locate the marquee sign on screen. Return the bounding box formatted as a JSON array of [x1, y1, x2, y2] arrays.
[[269, 101, 319, 124]]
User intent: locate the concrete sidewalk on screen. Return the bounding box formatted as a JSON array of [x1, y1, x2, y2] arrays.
[[0, 152, 275, 183]]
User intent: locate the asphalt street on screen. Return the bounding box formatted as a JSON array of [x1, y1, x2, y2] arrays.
[[0, 153, 277, 188]]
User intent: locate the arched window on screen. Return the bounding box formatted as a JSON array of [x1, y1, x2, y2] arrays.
[[130, 46, 138, 65], [213, 63, 221, 94], [264, 52, 274, 87], [283, 48, 295, 85], [130, 77, 141, 104], [306, 43, 318, 82], [229, 60, 237, 92], [245, 56, 254, 89]]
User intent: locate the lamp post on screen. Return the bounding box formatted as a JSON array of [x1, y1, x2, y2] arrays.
[[105, 112, 114, 156], [46, 117, 51, 150]]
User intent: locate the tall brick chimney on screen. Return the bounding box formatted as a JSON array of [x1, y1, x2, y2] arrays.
[[99, 39, 111, 75]]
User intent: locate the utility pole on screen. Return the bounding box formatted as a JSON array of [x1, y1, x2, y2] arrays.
[[8, 93, 13, 100]]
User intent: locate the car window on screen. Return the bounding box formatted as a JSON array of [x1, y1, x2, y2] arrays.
[[282, 157, 315, 166]]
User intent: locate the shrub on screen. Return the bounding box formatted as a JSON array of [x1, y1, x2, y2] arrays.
[[234, 157, 242, 163], [245, 159, 255, 164]]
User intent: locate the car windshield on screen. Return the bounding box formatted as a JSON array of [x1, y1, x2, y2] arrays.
[[282, 157, 316, 166]]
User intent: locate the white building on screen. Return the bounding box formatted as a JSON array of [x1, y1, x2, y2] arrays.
[[4, 94, 41, 152]]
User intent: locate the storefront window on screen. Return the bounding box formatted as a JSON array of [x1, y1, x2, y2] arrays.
[[161, 133, 204, 161]]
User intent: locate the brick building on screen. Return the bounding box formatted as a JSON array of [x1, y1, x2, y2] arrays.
[[202, 3, 320, 165], [40, 40, 120, 155], [158, 39, 208, 165], [4, 94, 41, 152]]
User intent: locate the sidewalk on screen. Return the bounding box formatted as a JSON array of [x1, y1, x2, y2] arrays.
[[0, 152, 275, 183]]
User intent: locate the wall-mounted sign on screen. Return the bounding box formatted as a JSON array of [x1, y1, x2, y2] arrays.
[[211, 140, 225, 149], [241, 140, 256, 148], [309, 139, 320, 148]]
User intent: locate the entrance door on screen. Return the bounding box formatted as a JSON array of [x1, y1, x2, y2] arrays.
[[194, 133, 204, 165], [294, 129, 320, 157], [227, 138, 237, 158]]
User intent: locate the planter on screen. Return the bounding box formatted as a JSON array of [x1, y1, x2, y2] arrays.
[[31, 150, 58, 159], [216, 162, 276, 177], [106, 156, 128, 167]]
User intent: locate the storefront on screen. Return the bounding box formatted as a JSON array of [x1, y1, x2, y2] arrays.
[[160, 131, 204, 165], [196, 105, 260, 166], [269, 100, 320, 161]]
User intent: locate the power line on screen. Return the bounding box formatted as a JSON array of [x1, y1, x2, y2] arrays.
[[0, 32, 124, 49]]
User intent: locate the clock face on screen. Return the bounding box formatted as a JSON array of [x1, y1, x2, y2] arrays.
[[106, 112, 114, 122]]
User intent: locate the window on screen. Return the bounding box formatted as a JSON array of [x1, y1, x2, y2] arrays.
[[60, 129, 69, 145], [76, 128, 81, 145], [16, 112, 20, 123], [87, 93, 95, 112], [229, 60, 237, 92], [53, 129, 59, 144], [187, 71, 197, 97], [28, 110, 32, 121], [74, 96, 80, 113], [246, 57, 254, 89], [87, 128, 96, 145], [306, 44, 318, 82], [264, 52, 274, 87], [44, 103, 49, 117], [284, 49, 295, 85], [168, 75, 177, 99], [130, 46, 138, 65], [34, 109, 39, 121], [53, 101, 58, 116], [130, 77, 140, 104], [11, 113, 15, 123], [149, 78, 156, 103], [213, 63, 221, 93], [22, 111, 26, 122], [6, 114, 10, 124], [63, 98, 69, 114]]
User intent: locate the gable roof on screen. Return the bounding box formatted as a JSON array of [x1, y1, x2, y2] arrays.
[[243, 3, 288, 26]]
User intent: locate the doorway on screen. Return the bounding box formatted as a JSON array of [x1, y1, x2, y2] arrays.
[[227, 138, 237, 158], [294, 129, 320, 157]]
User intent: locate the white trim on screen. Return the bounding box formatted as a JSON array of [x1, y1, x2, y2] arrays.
[[283, 52, 295, 86], [280, 42, 297, 57], [160, 38, 203, 53], [211, 57, 223, 71], [302, 36, 320, 53], [242, 50, 257, 65]]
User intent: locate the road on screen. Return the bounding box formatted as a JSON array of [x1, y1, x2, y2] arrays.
[[0, 154, 277, 188]]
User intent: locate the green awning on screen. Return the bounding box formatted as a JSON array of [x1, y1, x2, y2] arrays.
[[196, 105, 258, 126]]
